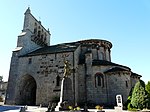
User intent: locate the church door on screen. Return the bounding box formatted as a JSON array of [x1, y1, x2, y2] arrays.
[[19, 75, 37, 105]]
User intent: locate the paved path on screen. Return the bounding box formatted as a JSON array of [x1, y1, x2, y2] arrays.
[[0, 105, 47, 112], [0, 106, 120, 112], [0, 105, 130, 112], [0, 105, 21, 112]]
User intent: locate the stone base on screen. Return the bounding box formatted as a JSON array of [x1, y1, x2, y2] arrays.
[[114, 106, 123, 112]]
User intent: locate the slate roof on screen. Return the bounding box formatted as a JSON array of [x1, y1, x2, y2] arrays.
[[92, 60, 131, 70], [22, 42, 79, 57], [21, 39, 113, 57], [104, 67, 129, 73], [131, 72, 142, 77]]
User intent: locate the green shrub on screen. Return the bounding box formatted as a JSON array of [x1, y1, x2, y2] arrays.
[[146, 81, 150, 109], [125, 88, 133, 110], [130, 80, 148, 110]]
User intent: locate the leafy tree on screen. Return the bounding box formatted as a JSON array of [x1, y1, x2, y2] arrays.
[[146, 81, 150, 95], [130, 80, 148, 110], [146, 81, 150, 109]]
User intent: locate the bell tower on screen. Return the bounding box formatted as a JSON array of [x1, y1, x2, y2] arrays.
[[5, 8, 51, 105], [16, 7, 51, 55]]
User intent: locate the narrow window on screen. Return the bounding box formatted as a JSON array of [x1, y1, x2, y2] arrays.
[[95, 73, 104, 88], [45, 32, 47, 38], [43, 37, 46, 43], [34, 23, 37, 26], [34, 28, 37, 34], [41, 35, 44, 43], [28, 58, 32, 64], [41, 34, 43, 39], [99, 52, 104, 60], [126, 81, 128, 88], [38, 31, 41, 37], [96, 76, 101, 86], [56, 76, 60, 86]]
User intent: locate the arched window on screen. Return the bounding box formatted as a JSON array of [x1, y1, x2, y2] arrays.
[[95, 73, 104, 88], [38, 31, 41, 37], [126, 81, 128, 88], [28, 58, 32, 64], [56, 75, 61, 86], [43, 37, 46, 43], [34, 23, 37, 26], [99, 52, 104, 60], [34, 28, 37, 34], [41, 34, 43, 41]]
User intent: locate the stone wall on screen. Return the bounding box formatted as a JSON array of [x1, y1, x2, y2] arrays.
[[106, 72, 131, 106], [11, 50, 76, 106]]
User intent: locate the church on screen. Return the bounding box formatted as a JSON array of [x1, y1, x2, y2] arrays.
[[5, 8, 141, 107]]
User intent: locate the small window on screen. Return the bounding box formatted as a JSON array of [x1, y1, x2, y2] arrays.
[[95, 73, 104, 88], [35, 23, 37, 26], [34, 28, 37, 34], [99, 52, 104, 60], [126, 81, 128, 88], [56, 75, 61, 86], [41, 35, 43, 42], [97, 76, 102, 86], [44, 37, 46, 43], [28, 58, 32, 64], [45, 32, 47, 37], [38, 31, 41, 37]]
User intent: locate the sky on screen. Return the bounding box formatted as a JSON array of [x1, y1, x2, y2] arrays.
[[0, 0, 150, 82]]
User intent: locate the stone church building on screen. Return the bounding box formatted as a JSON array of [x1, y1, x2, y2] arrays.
[[5, 8, 141, 107]]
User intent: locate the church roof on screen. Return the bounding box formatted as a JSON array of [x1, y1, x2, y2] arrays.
[[103, 67, 141, 78], [22, 42, 79, 56], [92, 60, 131, 70], [104, 67, 129, 73], [22, 39, 112, 57], [131, 72, 142, 78]]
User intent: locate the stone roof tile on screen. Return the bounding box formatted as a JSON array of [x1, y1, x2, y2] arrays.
[[92, 60, 131, 70], [21, 42, 79, 57], [104, 67, 129, 73]]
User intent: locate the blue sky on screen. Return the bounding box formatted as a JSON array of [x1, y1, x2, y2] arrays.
[[0, 0, 150, 82]]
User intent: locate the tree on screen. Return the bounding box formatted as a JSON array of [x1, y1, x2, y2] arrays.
[[146, 81, 150, 109], [130, 80, 148, 110], [146, 81, 150, 95]]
